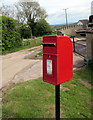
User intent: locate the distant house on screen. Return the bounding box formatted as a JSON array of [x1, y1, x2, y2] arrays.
[[77, 19, 89, 26]]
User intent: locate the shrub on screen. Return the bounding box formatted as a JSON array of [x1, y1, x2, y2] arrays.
[[34, 19, 52, 36], [2, 16, 22, 51], [18, 23, 31, 39]]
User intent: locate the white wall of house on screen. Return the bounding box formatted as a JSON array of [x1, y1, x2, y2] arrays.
[[77, 21, 83, 25]]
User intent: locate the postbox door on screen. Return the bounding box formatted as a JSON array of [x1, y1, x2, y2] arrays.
[[43, 54, 58, 85]]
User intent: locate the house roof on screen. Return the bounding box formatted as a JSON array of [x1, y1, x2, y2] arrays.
[[78, 19, 89, 25]]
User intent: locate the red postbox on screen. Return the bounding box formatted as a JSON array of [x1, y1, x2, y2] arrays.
[[43, 35, 73, 85]]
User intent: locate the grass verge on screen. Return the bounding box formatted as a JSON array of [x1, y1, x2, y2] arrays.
[[35, 51, 43, 57], [2, 68, 93, 119]]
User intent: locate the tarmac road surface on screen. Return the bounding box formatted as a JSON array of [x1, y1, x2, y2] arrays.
[[1, 46, 42, 89]]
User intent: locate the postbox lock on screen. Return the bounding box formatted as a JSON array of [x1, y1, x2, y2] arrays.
[[48, 55, 51, 58]]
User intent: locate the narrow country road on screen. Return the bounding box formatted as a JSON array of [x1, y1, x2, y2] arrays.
[[1, 46, 42, 89]]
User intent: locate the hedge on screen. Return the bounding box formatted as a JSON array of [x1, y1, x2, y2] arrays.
[[2, 16, 22, 51]]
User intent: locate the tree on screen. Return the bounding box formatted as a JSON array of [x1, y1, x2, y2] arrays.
[[18, 23, 32, 39], [15, 1, 47, 36], [0, 4, 16, 19], [34, 19, 52, 36]]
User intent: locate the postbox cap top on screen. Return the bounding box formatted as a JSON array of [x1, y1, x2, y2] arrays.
[[43, 35, 70, 40], [43, 35, 58, 38]]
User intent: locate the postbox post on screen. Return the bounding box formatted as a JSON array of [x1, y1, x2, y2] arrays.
[[55, 84, 60, 120]]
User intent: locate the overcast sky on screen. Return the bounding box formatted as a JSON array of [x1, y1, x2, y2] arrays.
[[0, 0, 93, 25]]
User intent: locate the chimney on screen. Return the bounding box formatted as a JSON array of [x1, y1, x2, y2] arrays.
[[88, 1, 93, 27]]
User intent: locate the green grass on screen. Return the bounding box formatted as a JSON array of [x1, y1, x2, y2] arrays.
[[2, 37, 42, 54], [74, 68, 93, 85], [35, 51, 43, 57], [28, 48, 37, 52], [2, 68, 93, 119]]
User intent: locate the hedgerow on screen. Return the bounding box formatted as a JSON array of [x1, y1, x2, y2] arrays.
[[2, 16, 22, 51]]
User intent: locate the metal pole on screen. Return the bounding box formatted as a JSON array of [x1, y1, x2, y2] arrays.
[[55, 84, 60, 120], [63, 8, 68, 26], [65, 9, 68, 26], [73, 36, 75, 52]]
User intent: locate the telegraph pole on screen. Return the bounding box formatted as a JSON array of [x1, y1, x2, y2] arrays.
[[63, 8, 68, 26]]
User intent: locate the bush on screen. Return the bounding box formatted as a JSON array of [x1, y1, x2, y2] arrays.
[[2, 16, 22, 51], [34, 19, 52, 36], [18, 23, 31, 39]]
